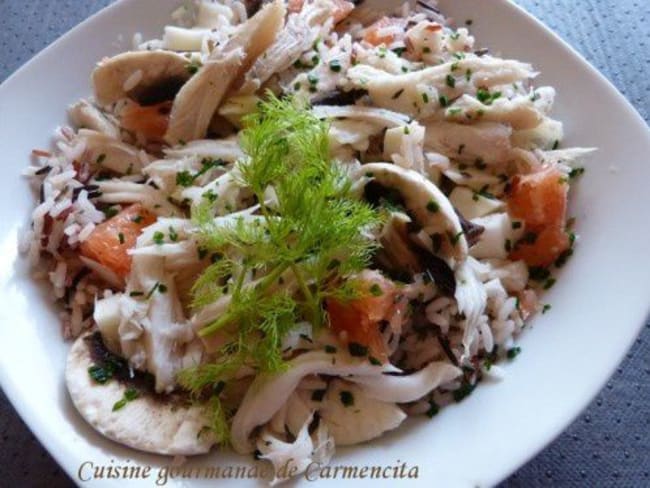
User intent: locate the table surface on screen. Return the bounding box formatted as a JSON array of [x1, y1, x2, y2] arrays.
[[1, 0, 648, 486]]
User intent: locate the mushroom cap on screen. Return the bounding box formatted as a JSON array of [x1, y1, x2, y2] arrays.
[[66, 332, 216, 456], [92, 50, 192, 106]]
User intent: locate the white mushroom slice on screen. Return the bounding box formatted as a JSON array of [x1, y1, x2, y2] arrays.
[[358, 162, 467, 262], [318, 379, 407, 446], [312, 105, 410, 128], [92, 51, 192, 106], [449, 186, 504, 220], [238, 0, 337, 94], [346, 55, 535, 117], [348, 361, 461, 403], [66, 333, 215, 455], [77, 129, 152, 174], [469, 213, 514, 260], [424, 121, 513, 166], [165, 0, 285, 144], [69, 100, 120, 138], [444, 94, 543, 130], [230, 350, 399, 453]]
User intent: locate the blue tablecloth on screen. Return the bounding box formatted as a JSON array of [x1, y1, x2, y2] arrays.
[[1, 1, 648, 486]]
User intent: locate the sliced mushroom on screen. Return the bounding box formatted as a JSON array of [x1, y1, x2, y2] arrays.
[[92, 51, 193, 106], [66, 332, 215, 455], [164, 0, 285, 144]]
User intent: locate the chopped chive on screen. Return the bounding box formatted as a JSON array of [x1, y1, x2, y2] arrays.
[[453, 382, 475, 402], [426, 200, 439, 213], [369, 283, 383, 296], [329, 59, 342, 72], [88, 365, 112, 384], [145, 282, 160, 299], [176, 171, 194, 187], [368, 356, 381, 366], [311, 389, 326, 402], [339, 390, 354, 407], [348, 342, 369, 357], [506, 346, 521, 359], [543, 278, 556, 290], [446, 74, 456, 88], [426, 401, 440, 417], [569, 167, 585, 179]]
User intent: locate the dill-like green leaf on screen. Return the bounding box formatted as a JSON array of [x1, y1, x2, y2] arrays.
[[180, 95, 383, 436]]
